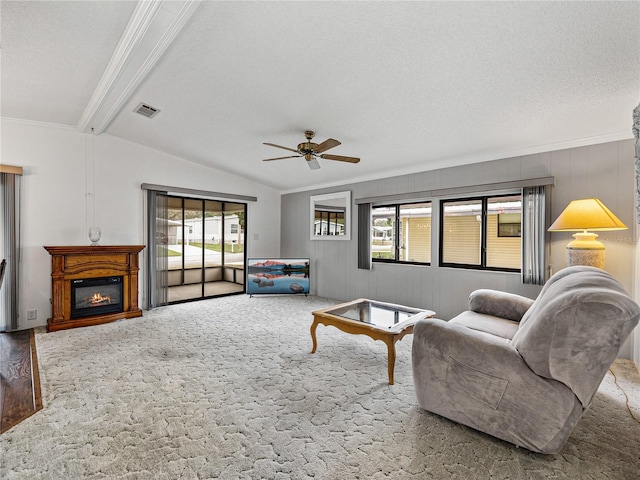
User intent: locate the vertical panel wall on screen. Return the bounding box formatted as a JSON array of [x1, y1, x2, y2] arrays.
[[281, 139, 637, 359]]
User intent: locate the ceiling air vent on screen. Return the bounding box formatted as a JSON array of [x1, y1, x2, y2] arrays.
[[134, 102, 160, 119]]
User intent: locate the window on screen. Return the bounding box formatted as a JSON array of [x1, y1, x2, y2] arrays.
[[371, 202, 431, 264], [440, 194, 522, 271]]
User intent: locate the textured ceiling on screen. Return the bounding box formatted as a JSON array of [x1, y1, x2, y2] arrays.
[[2, 1, 639, 192], [1, 1, 137, 125]]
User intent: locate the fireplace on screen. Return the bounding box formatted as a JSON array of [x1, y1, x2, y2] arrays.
[[71, 276, 124, 319], [44, 245, 144, 332]]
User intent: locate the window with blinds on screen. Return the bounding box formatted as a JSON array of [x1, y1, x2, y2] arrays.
[[440, 194, 522, 272]]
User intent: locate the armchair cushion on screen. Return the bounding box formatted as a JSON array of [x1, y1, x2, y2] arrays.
[[449, 311, 519, 340]]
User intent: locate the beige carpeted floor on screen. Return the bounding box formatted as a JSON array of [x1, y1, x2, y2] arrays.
[[1, 294, 639, 479]]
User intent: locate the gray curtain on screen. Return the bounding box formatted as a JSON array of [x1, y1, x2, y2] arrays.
[[1, 172, 20, 331], [522, 185, 548, 285], [358, 203, 372, 270], [145, 190, 168, 308]]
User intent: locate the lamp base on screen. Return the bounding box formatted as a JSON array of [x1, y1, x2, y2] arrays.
[[566, 248, 604, 268], [566, 231, 605, 268]]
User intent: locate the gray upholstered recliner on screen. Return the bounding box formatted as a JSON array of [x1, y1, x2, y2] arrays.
[[412, 266, 640, 454]]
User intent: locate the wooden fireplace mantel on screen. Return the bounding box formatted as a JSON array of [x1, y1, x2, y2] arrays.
[[44, 245, 145, 332]]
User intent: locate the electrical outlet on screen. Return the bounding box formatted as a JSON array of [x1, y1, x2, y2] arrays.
[[27, 309, 37, 321]]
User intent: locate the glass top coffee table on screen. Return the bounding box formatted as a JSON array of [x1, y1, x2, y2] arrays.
[[311, 298, 435, 385]]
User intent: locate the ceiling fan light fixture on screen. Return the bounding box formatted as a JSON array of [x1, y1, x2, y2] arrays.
[[306, 158, 320, 170]]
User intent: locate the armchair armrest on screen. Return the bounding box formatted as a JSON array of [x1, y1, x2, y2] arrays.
[[468, 289, 534, 322]]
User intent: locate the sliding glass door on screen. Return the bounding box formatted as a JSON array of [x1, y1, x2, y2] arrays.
[[164, 195, 246, 303]]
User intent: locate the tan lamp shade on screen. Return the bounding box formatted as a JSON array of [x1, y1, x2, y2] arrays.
[[548, 198, 627, 268]]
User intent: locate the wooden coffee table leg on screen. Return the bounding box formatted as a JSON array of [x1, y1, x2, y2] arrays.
[[385, 336, 397, 385], [310, 318, 319, 353]]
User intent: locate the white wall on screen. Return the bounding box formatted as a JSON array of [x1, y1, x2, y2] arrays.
[[1, 119, 282, 330], [282, 139, 638, 359]]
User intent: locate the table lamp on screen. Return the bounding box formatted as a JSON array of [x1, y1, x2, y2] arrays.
[[548, 198, 627, 268]]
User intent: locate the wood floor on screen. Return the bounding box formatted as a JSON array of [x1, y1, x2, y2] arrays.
[[0, 329, 42, 434]]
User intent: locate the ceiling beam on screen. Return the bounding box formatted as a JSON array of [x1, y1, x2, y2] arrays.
[[77, 0, 201, 134]]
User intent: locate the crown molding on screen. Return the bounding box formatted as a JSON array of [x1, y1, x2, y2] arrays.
[[281, 130, 634, 195], [1, 117, 77, 131]]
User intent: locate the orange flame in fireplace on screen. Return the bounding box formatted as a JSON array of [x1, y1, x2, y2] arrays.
[[90, 293, 112, 305]]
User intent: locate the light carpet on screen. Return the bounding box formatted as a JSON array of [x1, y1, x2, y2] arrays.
[[1, 294, 639, 479]]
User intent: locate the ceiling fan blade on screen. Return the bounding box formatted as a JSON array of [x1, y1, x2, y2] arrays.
[[306, 158, 321, 170], [263, 142, 299, 154], [320, 154, 360, 164], [263, 155, 301, 162], [314, 138, 341, 154]]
